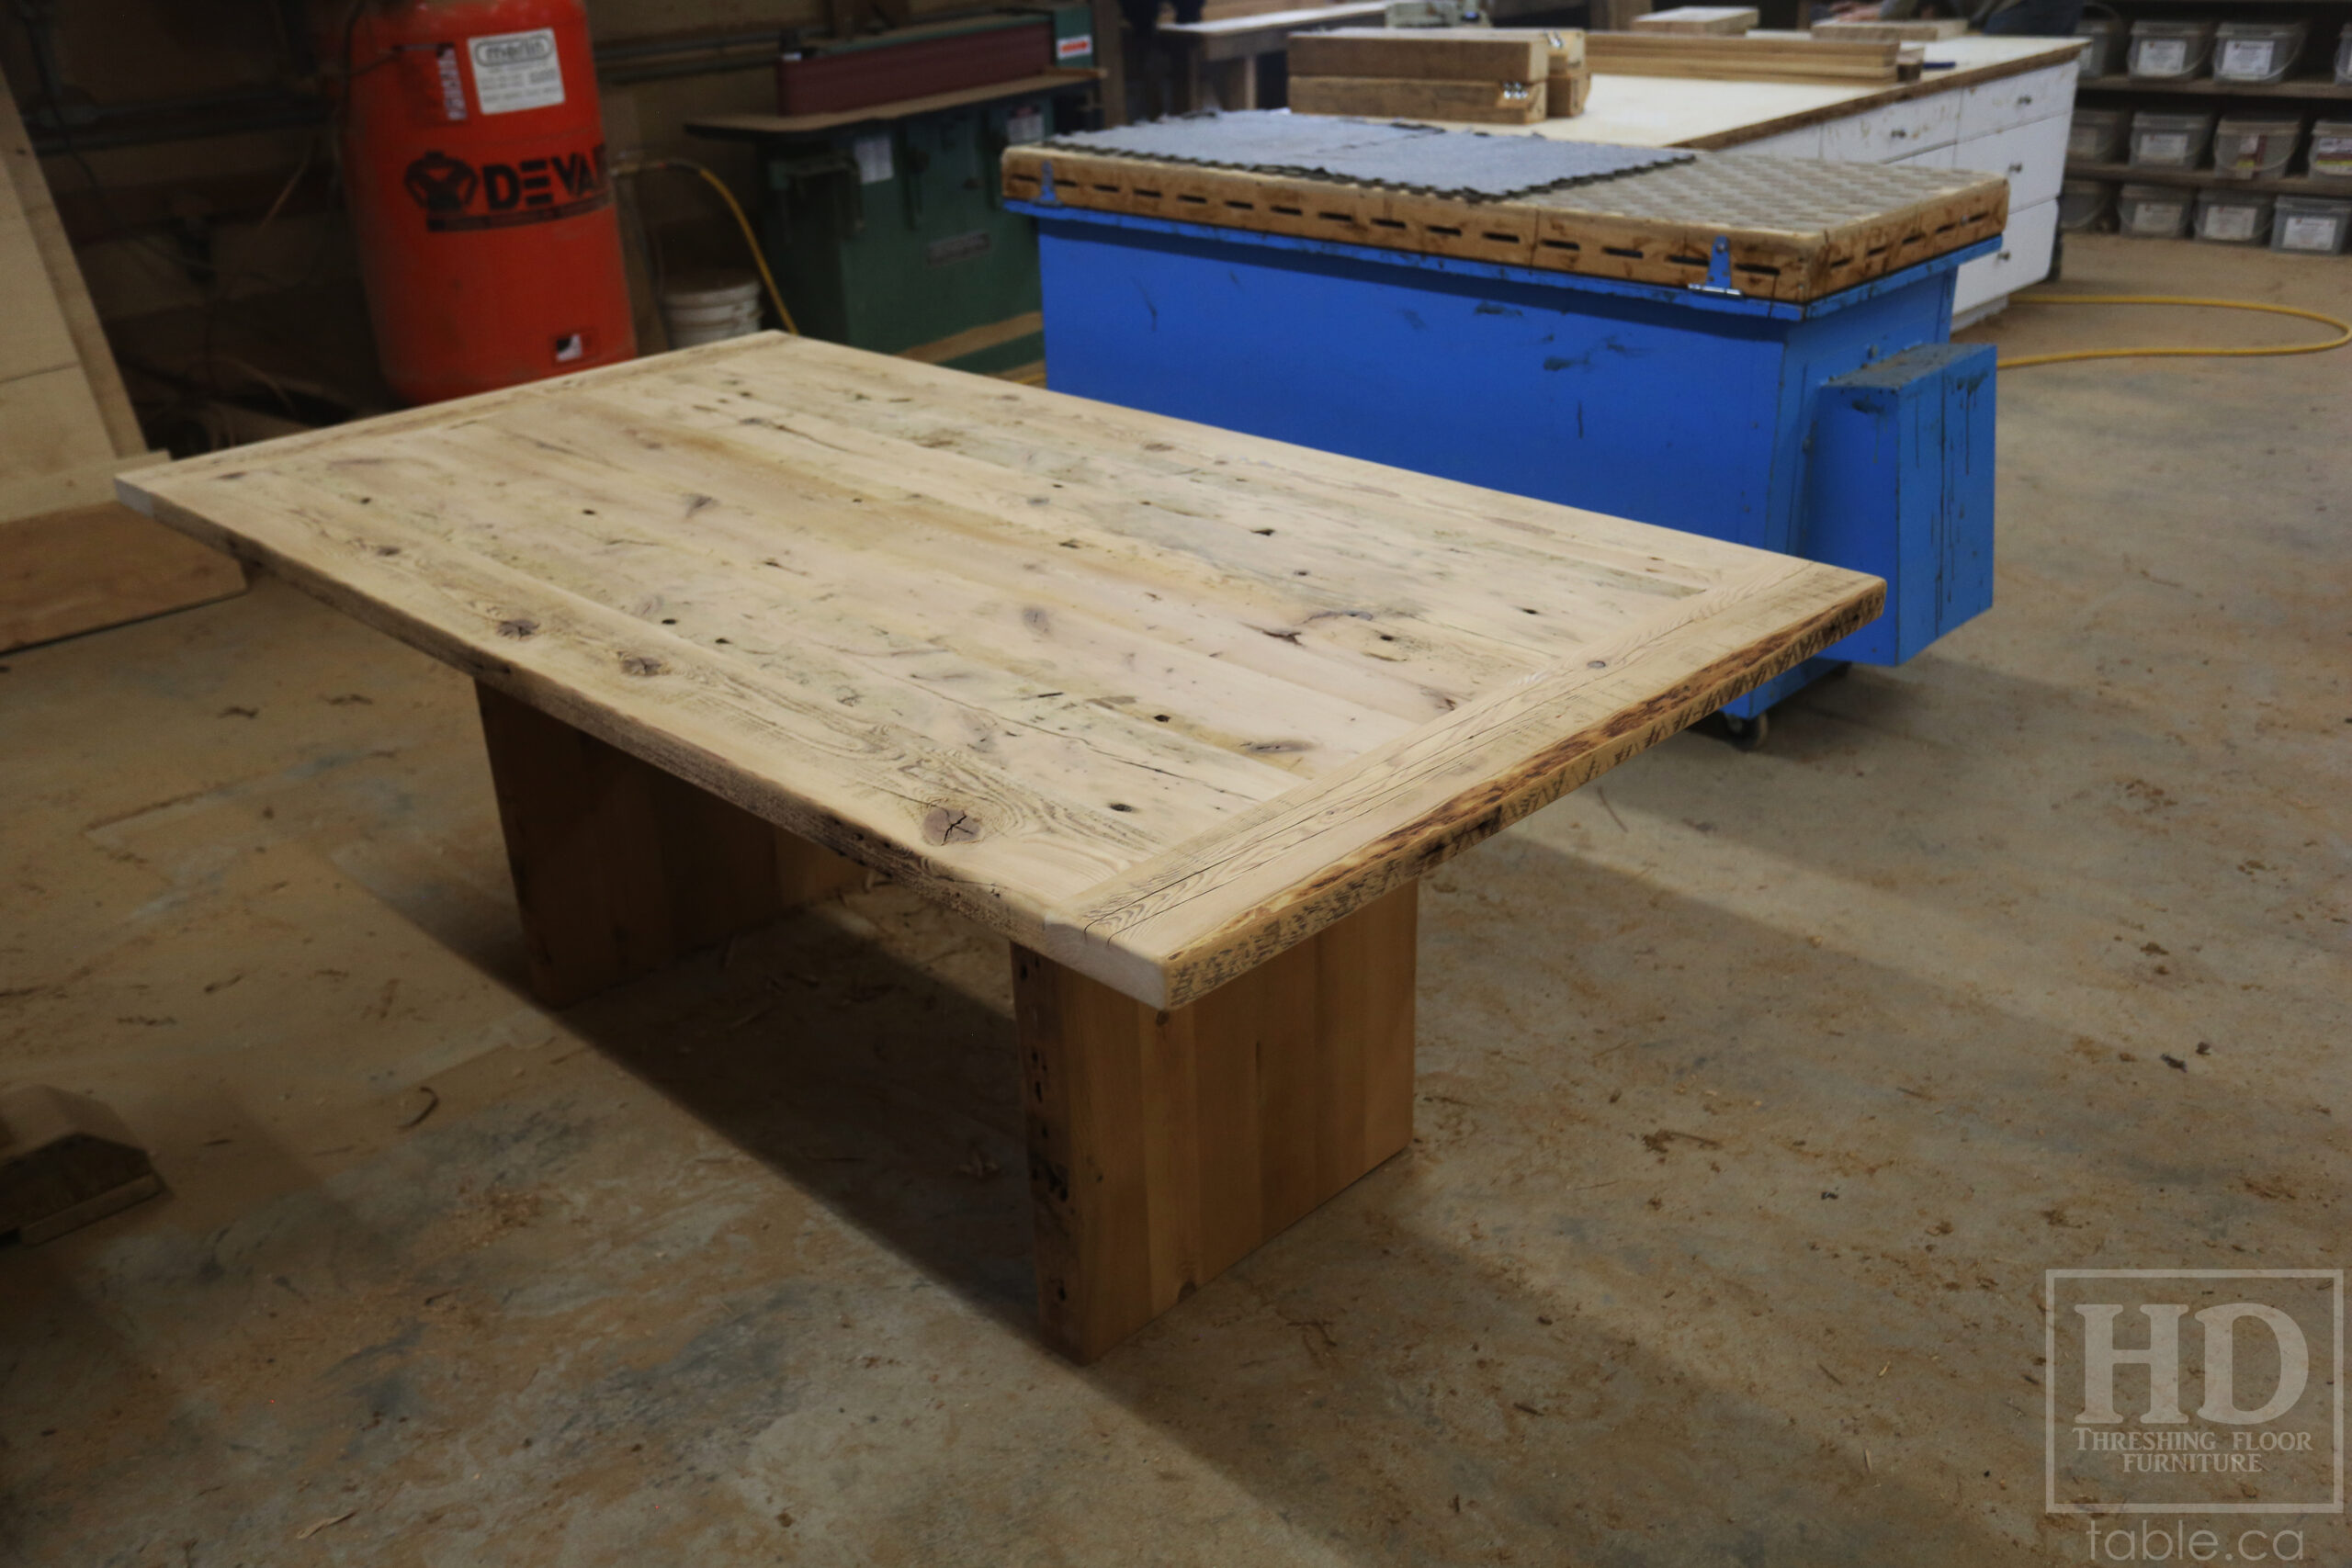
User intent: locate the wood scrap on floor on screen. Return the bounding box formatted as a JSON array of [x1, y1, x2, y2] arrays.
[[0, 1085, 164, 1245], [0, 72, 243, 653], [1631, 6, 1758, 35]]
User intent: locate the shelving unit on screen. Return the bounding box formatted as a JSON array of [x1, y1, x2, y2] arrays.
[[2069, 0, 2352, 246], [2081, 73, 2352, 99], [2068, 158, 2352, 195]]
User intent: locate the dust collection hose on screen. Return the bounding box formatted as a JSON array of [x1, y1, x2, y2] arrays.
[[1997, 294, 2352, 370], [617, 157, 800, 336]]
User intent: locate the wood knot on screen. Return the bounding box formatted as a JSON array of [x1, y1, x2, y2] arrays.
[[618, 654, 664, 677], [922, 806, 983, 846], [497, 617, 539, 639]]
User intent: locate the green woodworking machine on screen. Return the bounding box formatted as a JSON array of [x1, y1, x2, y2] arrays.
[[688, 6, 1099, 377]]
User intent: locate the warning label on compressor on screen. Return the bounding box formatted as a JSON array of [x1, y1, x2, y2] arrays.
[[469, 28, 566, 115], [402, 144, 611, 231]]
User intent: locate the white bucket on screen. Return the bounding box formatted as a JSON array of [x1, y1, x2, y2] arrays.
[[662, 272, 763, 346]]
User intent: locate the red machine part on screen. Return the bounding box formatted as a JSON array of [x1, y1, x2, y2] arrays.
[[341, 0, 635, 404]]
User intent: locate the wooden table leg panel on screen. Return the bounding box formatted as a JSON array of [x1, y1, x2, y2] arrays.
[[476, 682, 860, 1006], [1014, 882, 1417, 1362]]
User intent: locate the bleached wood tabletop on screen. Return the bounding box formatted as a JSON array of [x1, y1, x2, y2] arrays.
[[122, 333, 1879, 1359]]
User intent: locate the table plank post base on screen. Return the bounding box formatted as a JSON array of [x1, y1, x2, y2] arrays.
[[476, 682, 863, 1007], [1013, 883, 1418, 1362]]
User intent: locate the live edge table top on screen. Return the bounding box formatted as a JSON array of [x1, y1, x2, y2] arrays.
[[121, 334, 1879, 1010]]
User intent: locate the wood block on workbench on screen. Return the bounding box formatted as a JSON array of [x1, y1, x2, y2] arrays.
[[1812, 17, 1968, 40], [1632, 6, 1758, 34], [1585, 31, 1901, 83], [1289, 27, 1548, 82], [1290, 73, 1547, 121]]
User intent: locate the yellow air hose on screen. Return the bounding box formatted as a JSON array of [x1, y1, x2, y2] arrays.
[[618, 157, 799, 336], [1996, 294, 2352, 370]]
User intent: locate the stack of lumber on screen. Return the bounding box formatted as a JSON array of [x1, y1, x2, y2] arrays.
[[0, 73, 242, 652], [1585, 29, 1904, 85], [1498, 28, 1591, 118], [1289, 28, 1551, 124], [1631, 6, 1758, 35], [1811, 17, 1968, 40]]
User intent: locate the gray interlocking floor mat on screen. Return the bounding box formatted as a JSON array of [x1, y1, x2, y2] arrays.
[[1038, 111, 1691, 200]]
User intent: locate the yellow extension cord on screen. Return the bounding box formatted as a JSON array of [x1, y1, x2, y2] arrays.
[[1997, 293, 2352, 370], [618, 157, 800, 336]]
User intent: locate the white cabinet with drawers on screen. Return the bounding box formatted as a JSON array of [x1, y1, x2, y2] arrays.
[[1819, 90, 1965, 164], [1951, 199, 2060, 315]]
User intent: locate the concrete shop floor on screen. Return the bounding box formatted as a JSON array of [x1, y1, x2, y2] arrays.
[[2, 235, 2345, 1566]]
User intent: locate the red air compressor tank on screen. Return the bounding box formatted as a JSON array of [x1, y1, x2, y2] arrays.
[[341, 0, 634, 404]]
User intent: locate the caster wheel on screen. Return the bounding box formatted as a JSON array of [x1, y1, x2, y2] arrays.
[[1720, 711, 1770, 751]]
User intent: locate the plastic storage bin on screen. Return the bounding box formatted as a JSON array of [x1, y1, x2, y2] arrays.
[[2129, 19, 2215, 79], [2118, 184, 2191, 237], [2195, 189, 2274, 244], [2079, 106, 2135, 161], [2075, 17, 2124, 76], [2131, 110, 2216, 169], [2212, 21, 2305, 84], [2271, 195, 2352, 254], [2212, 116, 2302, 179], [2311, 119, 2352, 179], [2060, 178, 2117, 231], [2070, 107, 2129, 163]]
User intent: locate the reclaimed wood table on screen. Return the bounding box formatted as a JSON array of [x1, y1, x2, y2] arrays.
[[121, 335, 1878, 1360]]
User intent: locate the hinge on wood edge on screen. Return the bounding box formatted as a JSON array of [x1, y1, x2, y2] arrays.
[[1690, 233, 1741, 297]]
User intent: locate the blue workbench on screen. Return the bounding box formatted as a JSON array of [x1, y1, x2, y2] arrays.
[[1012, 199, 2000, 727]]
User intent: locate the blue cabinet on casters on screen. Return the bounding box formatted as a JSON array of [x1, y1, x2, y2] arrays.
[[1012, 201, 1999, 724]]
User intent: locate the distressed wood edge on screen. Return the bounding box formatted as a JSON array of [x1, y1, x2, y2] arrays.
[[1041, 566, 1883, 1009]]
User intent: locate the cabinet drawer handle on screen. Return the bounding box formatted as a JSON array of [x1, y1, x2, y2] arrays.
[[2008, 162, 2025, 174], [2019, 95, 2034, 106]]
